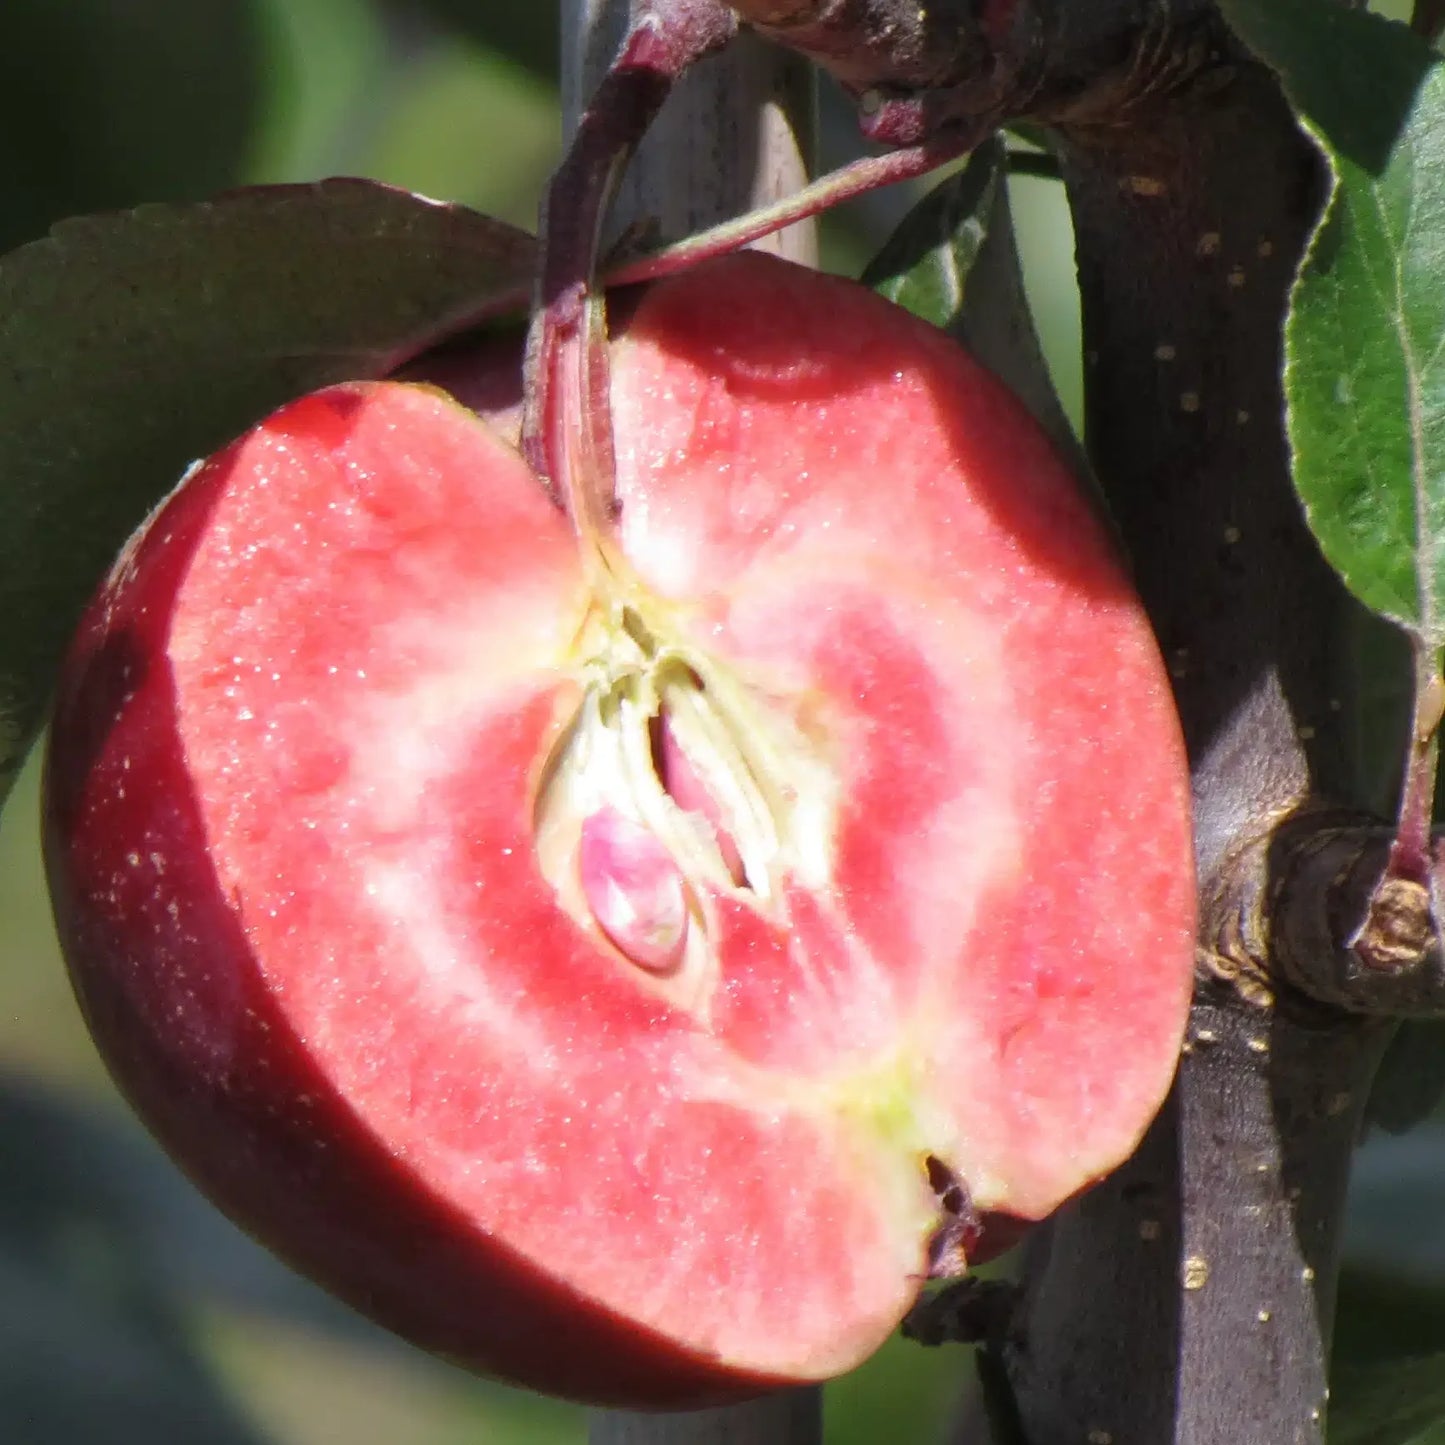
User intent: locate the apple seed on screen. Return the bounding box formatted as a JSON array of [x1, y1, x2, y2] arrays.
[[579, 805, 690, 972]]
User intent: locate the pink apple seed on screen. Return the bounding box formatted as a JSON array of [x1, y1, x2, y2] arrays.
[[580, 805, 690, 973], [652, 699, 749, 888]]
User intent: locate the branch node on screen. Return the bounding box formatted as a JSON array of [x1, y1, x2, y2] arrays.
[[1353, 874, 1435, 972], [1208, 811, 1445, 1017]]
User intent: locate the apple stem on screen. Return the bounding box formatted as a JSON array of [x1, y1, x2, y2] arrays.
[[1388, 639, 1443, 890], [524, 0, 738, 514], [525, 0, 999, 574], [532, 276, 633, 587], [902, 1276, 1018, 1349], [601, 129, 988, 286], [384, 135, 985, 383], [1353, 637, 1443, 970], [1413, 0, 1445, 45]]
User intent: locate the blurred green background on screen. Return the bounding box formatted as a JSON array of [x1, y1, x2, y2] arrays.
[[1, 1, 1440, 1442]]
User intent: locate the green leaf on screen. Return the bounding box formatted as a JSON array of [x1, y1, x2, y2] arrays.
[[0, 181, 534, 811], [0, 1071, 586, 1443], [864, 137, 1087, 486], [1331, 1353, 1445, 1445], [363, 41, 560, 231], [1336, 1268, 1445, 1372], [1221, 0, 1445, 642], [0, 1076, 271, 1445], [247, 0, 389, 182], [396, 0, 561, 81], [1366, 1019, 1445, 1133], [1335, 1167, 1445, 1444], [0, 0, 266, 254], [826, 1329, 960, 1445], [862, 141, 1002, 331]]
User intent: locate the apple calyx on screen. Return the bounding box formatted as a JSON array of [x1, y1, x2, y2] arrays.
[[534, 592, 837, 1008]]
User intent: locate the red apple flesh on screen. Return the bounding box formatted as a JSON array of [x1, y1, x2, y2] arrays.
[[43, 253, 1195, 1406]]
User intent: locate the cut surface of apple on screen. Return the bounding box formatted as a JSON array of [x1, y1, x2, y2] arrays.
[[44, 253, 1195, 1406]]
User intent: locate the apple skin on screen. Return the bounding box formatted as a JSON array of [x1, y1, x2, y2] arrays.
[[43, 252, 1195, 1407]]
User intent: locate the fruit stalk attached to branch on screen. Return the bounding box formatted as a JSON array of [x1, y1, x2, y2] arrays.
[[528, 0, 1007, 520], [526, 0, 737, 495]]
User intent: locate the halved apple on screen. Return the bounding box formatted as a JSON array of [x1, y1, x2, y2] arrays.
[[43, 253, 1194, 1406]]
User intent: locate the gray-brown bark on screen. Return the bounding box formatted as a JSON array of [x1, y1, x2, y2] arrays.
[[999, 20, 1394, 1445]]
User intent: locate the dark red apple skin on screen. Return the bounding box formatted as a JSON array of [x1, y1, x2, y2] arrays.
[[41, 419, 785, 1410]]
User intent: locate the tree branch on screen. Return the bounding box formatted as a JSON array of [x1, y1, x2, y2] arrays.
[[1211, 814, 1445, 1017], [1008, 984, 1391, 1445], [979, 13, 1393, 1444]]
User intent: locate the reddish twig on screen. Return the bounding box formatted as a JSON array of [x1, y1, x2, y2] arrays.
[[1413, 0, 1445, 45]]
